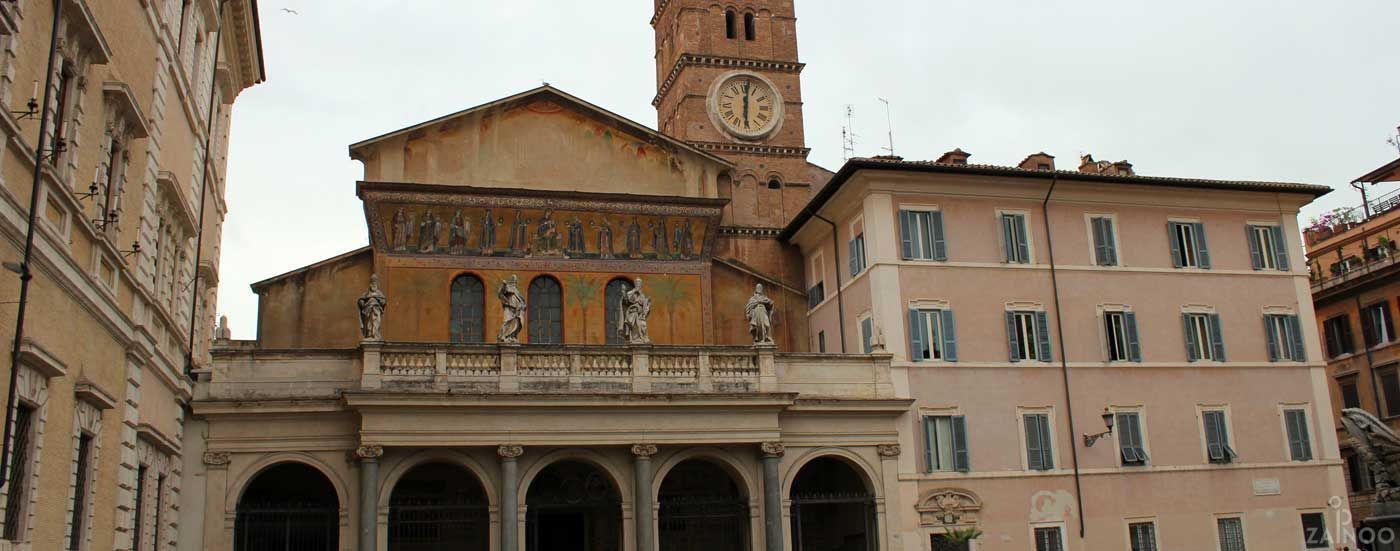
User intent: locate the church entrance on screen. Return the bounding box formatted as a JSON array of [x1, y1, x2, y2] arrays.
[[387, 462, 490, 551], [789, 457, 876, 551], [658, 459, 750, 551], [234, 463, 340, 551], [526, 460, 622, 551]]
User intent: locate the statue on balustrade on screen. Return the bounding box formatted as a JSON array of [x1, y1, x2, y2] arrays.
[[1343, 408, 1400, 502], [625, 217, 642, 258], [481, 208, 498, 254], [448, 210, 471, 255], [618, 277, 651, 344], [498, 275, 526, 343], [358, 274, 387, 342], [594, 218, 615, 259], [745, 283, 775, 345], [390, 207, 411, 252], [418, 209, 441, 253]]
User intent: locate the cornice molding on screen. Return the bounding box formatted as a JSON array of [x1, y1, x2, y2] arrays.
[[688, 140, 809, 158], [653, 54, 805, 107]]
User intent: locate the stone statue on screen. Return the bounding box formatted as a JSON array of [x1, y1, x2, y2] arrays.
[[594, 218, 615, 259], [498, 275, 526, 343], [649, 219, 669, 259], [745, 283, 775, 345], [214, 315, 231, 340], [481, 208, 498, 254], [509, 210, 530, 256], [358, 274, 387, 341], [618, 277, 651, 344], [625, 217, 643, 258], [535, 210, 561, 254], [390, 207, 412, 252], [1343, 407, 1400, 502], [448, 210, 470, 255], [417, 210, 440, 253]]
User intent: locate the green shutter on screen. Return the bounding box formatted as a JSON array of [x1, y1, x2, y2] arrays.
[[1264, 315, 1280, 362], [1036, 311, 1052, 362], [929, 211, 947, 261], [1168, 223, 1184, 268], [951, 416, 969, 472], [1007, 311, 1021, 362], [861, 318, 873, 353], [1193, 222, 1211, 268], [1025, 415, 1045, 470], [1246, 225, 1264, 269], [1183, 314, 1199, 362], [1002, 215, 1017, 263], [923, 416, 936, 472], [1092, 217, 1109, 265], [1271, 225, 1290, 271], [1102, 218, 1118, 265], [1288, 315, 1305, 361], [908, 310, 926, 362], [1209, 313, 1226, 361], [1038, 415, 1054, 469], [1015, 215, 1031, 263], [1204, 411, 1224, 461], [899, 210, 914, 260], [941, 309, 958, 362], [1125, 312, 1142, 362]]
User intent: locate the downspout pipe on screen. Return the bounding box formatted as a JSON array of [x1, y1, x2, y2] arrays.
[[184, 0, 228, 380], [1041, 175, 1087, 536], [2, 0, 64, 489], [812, 213, 847, 353]]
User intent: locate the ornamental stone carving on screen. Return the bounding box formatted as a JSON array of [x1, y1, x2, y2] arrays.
[[916, 488, 982, 527], [877, 443, 901, 457], [631, 444, 658, 458], [355, 445, 384, 460], [760, 442, 785, 458], [357, 274, 387, 342], [498, 275, 526, 343], [746, 284, 776, 345], [618, 278, 652, 345], [202, 451, 231, 466], [497, 444, 524, 459]]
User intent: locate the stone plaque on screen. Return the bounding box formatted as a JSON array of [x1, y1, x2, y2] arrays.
[[1252, 478, 1281, 496]]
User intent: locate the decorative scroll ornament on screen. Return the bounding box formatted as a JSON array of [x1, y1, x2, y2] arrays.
[[760, 442, 785, 458], [631, 444, 658, 458], [746, 284, 776, 345], [355, 445, 384, 459], [497, 444, 525, 459], [619, 278, 652, 345], [877, 443, 901, 457], [202, 451, 231, 466], [498, 275, 526, 343], [916, 488, 983, 527], [357, 274, 387, 342]]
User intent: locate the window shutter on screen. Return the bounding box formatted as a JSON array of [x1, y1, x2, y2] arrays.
[[899, 210, 914, 260], [1025, 415, 1044, 471], [1364, 307, 1379, 347], [930, 211, 948, 261], [1002, 215, 1016, 263], [848, 238, 859, 276], [908, 310, 926, 362], [1015, 215, 1031, 263], [1209, 313, 1227, 361], [1324, 319, 1341, 358], [1295, 410, 1313, 460], [1102, 218, 1118, 265], [1118, 413, 1136, 463], [1193, 222, 1211, 268], [922, 416, 936, 472], [1125, 312, 1142, 362], [951, 416, 969, 472], [1264, 315, 1280, 362], [1183, 314, 1199, 362], [861, 318, 873, 353], [1168, 223, 1184, 268], [941, 309, 958, 362], [1007, 311, 1021, 362], [1092, 217, 1109, 265], [1038, 415, 1054, 469], [1288, 315, 1305, 362], [1384, 305, 1395, 343], [1246, 225, 1264, 269], [1271, 226, 1290, 271], [917, 212, 934, 259], [1203, 411, 1224, 460], [1036, 311, 1052, 362]]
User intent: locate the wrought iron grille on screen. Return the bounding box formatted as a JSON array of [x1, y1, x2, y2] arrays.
[[388, 497, 490, 551], [659, 496, 750, 551], [234, 503, 338, 551]]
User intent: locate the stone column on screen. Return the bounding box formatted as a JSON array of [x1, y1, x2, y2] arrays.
[[201, 451, 231, 550], [356, 445, 384, 551], [498, 444, 524, 551], [632, 444, 658, 551], [760, 442, 785, 551]]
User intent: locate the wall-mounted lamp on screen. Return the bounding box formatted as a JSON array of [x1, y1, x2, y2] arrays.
[[75, 182, 99, 202], [1082, 408, 1115, 447], [118, 241, 141, 258], [7, 80, 37, 121]]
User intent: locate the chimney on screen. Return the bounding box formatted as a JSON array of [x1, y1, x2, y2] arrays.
[[1078, 154, 1098, 173], [1018, 152, 1056, 171], [1111, 160, 1134, 176], [936, 148, 971, 165], [1078, 154, 1134, 176]]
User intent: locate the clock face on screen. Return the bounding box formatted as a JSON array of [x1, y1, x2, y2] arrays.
[[711, 74, 781, 139]]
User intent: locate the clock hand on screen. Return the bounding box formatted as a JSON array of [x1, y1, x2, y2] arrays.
[[742, 82, 751, 128]]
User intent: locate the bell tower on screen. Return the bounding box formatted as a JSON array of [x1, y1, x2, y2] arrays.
[[651, 0, 818, 229]]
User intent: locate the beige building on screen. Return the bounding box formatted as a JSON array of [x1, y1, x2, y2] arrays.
[[0, 1, 263, 550]]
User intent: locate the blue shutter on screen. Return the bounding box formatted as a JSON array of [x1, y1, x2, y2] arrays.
[[1015, 215, 1031, 263], [941, 309, 958, 362], [1271, 226, 1290, 271], [922, 416, 936, 472], [1025, 415, 1044, 471], [1264, 315, 1280, 362], [1125, 312, 1142, 362], [899, 210, 914, 260], [951, 416, 969, 472], [1209, 313, 1226, 361], [1036, 311, 1052, 362], [1168, 223, 1184, 268], [1193, 222, 1211, 268], [1183, 314, 1199, 362], [1007, 311, 1021, 362], [930, 211, 948, 261], [1288, 315, 1305, 361], [1246, 226, 1264, 269], [908, 310, 926, 362]]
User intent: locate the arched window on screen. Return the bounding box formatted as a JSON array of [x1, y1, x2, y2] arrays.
[[528, 276, 563, 344], [767, 178, 781, 190], [744, 13, 756, 40], [450, 274, 485, 343], [724, 10, 737, 39], [604, 279, 630, 345]]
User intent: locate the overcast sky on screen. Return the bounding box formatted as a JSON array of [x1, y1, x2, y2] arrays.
[[218, 0, 1400, 339]]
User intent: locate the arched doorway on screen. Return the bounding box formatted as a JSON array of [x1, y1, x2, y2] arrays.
[[234, 462, 339, 551], [387, 462, 490, 551], [526, 460, 621, 551], [789, 457, 876, 551], [658, 459, 749, 551]]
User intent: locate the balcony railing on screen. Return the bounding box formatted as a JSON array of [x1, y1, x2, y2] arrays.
[[1311, 251, 1400, 294], [1305, 186, 1400, 246]]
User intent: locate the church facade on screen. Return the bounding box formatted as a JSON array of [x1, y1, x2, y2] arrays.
[[184, 1, 1348, 551]]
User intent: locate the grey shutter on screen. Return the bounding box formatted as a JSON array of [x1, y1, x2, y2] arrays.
[[1193, 222, 1211, 268], [1183, 314, 1199, 362], [930, 211, 947, 261], [951, 416, 969, 472], [1015, 215, 1031, 263], [1038, 415, 1054, 469], [922, 416, 936, 472], [1118, 413, 1137, 463], [1125, 312, 1142, 362], [1209, 313, 1227, 361], [908, 310, 926, 362], [1264, 315, 1280, 362], [1287, 410, 1313, 461], [1246, 225, 1264, 269], [1002, 215, 1016, 263], [848, 238, 859, 276], [1025, 415, 1045, 470], [899, 210, 914, 260], [1271, 225, 1290, 271], [1036, 311, 1052, 362], [1288, 315, 1305, 361], [917, 212, 934, 259], [1168, 223, 1184, 268], [861, 318, 873, 353], [1102, 218, 1118, 265], [1092, 217, 1110, 265], [1204, 411, 1225, 461], [941, 309, 958, 362], [1006, 311, 1021, 362]]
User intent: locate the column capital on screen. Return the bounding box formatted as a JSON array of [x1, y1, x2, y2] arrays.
[[631, 444, 658, 458], [497, 444, 524, 459], [202, 451, 231, 467], [355, 445, 384, 460], [760, 441, 785, 458], [877, 443, 901, 457]]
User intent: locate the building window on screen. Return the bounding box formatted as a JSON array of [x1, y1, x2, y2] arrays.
[[67, 433, 94, 550], [1090, 216, 1118, 266], [1000, 213, 1031, 264], [527, 276, 563, 344], [52, 61, 75, 153], [1182, 312, 1225, 362], [1169, 221, 1211, 268], [1324, 314, 1356, 358], [1264, 314, 1306, 362], [816, 331, 825, 353], [1006, 310, 1051, 362], [922, 415, 968, 472], [1346, 452, 1373, 494], [1217, 517, 1246, 551], [1023, 413, 1054, 471], [743, 12, 755, 40], [152, 475, 164, 550], [1033, 526, 1064, 551], [1202, 410, 1237, 464], [860, 317, 873, 353], [1340, 375, 1361, 410], [1300, 512, 1329, 549], [909, 308, 957, 362], [1380, 366, 1400, 418], [132, 465, 147, 551], [1284, 408, 1313, 461], [1116, 411, 1149, 466], [1104, 310, 1141, 362], [605, 278, 629, 345], [449, 274, 485, 343], [102, 138, 124, 220], [2, 403, 36, 541], [1128, 521, 1158, 551], [848, 232, 866, 276], [766, 178, 780, 190], [724, 10, 736, 39], [1363, 301, 1395, 347], [899, 209, 947, 261], [806, 281, 824, 310], [1248, 224, 1289, 270]]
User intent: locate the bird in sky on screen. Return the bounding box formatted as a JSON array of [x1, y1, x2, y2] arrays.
[[281, 8, 298, 15]]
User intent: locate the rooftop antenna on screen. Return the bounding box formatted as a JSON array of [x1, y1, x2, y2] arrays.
[[878, 97, 895, 156], [841, 105, 857, 161], [1388, 125, 1400, 155]]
